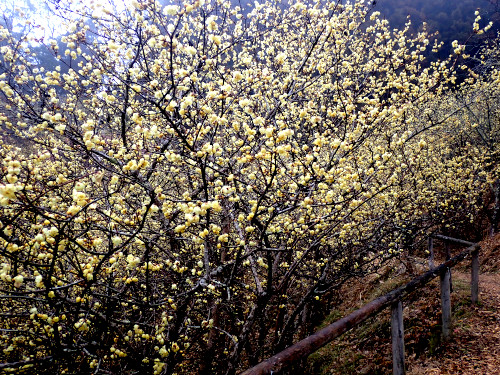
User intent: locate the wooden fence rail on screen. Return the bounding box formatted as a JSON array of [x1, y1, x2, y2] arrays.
[[240, 236, 480, 375]]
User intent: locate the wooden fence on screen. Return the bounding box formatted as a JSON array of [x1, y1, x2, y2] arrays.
[[240, 235, 480, 375]]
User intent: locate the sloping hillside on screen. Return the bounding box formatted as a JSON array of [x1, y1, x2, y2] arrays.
[[408, 235, 500, 374], [307, 235, 500, 375]]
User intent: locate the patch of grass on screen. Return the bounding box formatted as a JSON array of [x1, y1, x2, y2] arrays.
[[305, 312, 393, 374], [307, 344, 366, 375], [319, 310, 344, 328], [363, 275, 408, 303], [305, 276, 405, 375], [427, 329, 442, 356]]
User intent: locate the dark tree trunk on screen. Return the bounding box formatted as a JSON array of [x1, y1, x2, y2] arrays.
[[491, 179, 499, 237]]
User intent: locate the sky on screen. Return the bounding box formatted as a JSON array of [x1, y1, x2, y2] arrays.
[[1, 0, 498, 45], [0, 0, 134, 40]]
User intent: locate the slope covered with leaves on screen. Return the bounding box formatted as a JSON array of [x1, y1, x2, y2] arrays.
[[306, 234, 500, 375]]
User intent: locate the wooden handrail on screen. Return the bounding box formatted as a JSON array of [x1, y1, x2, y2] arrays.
[[240, 240, 480, 375], [432, 234, 476, 247]]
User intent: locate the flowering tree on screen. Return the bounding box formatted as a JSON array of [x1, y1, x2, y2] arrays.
[[0, 0, 493, 373], [443, 34, 500, 236]]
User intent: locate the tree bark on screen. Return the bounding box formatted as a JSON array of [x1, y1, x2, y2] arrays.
[[491, 178, 499, 237]]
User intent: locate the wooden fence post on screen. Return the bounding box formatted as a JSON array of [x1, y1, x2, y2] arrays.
[[444, 242, 453, 293], [391, 300, 405, 375], [440, 267, 451, 340], [471, 246, 479, 304], [428, 237, 435, 270]]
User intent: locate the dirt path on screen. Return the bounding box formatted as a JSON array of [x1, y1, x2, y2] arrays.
[[408, 272, 500, 374]]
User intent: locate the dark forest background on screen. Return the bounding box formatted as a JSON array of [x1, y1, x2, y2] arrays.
[[375, 0, 500, 58]]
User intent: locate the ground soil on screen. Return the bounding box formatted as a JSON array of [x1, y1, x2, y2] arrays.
[[407, 271, 500, 374]]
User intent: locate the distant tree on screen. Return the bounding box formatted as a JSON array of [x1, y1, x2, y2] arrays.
[[449, 34, 500, 236]]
